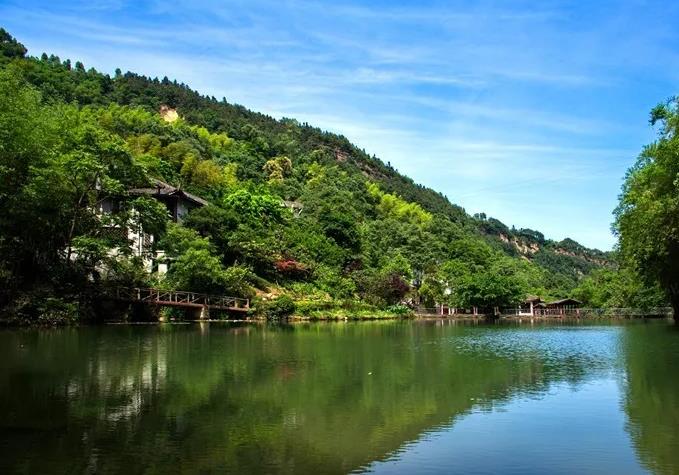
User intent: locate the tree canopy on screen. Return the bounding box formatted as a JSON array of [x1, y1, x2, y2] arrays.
[[614, 99, 679, 315]]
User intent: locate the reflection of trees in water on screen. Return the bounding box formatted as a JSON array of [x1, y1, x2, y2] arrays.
[[1, 322, 598, 474], [622, 324, 679, 475]]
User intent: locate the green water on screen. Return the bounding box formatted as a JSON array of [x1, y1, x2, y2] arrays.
[[1, 320, 679, 474]]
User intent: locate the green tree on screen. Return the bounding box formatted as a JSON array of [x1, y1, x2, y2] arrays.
[[573, 267, 666, 309], [615, 99, 679, 316], [223, 189, 288, 226], [0, 28, 27, 61], [263, 155, 292, 182], [456, 270, 525, 310], [160, 224, 252, 296]]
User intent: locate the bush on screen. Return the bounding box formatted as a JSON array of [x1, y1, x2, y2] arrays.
[[294, 300, 336, 316], [315, 266, 356, 299], [37, 298, 80, 325], [2, 294, 80, 325], [386, 304, 412, 315], [259, 295, 296, 319]]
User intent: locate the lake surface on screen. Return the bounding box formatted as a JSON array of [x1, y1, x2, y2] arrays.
[[2, 320, 679, 474]]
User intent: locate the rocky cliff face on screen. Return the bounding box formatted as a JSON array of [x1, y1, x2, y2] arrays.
[[499, 234, 540, 255], [160, 105, 179, 122]]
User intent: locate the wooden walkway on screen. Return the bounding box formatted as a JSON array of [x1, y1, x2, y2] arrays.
[[114, 287, 249, 312], [416, 306, 673, 318]]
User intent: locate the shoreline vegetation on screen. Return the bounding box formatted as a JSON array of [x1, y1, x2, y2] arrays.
[[121, 312, 674, 324], [0, 28, 676, 326]]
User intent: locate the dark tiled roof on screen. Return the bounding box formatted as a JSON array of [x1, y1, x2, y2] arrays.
[[547, 298, 582, 305], [129, 179, 209, 207]]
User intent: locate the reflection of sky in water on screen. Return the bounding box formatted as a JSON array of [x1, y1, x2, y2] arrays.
[[429, 326, 624, 378], [362, 379, 646, 475], [361, 324, 640, 474]]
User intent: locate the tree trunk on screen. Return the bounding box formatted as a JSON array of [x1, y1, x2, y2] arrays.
[[669, 284, 679, 323]]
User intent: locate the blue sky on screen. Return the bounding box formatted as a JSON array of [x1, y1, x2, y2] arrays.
[[3, 0, 678, 250]]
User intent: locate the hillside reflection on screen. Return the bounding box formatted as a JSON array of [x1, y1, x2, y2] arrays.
[[0, 321, 658, 474]]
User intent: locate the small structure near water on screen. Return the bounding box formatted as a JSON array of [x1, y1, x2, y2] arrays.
[[519, 295, 545, 316], [519, 297, 582, 316], [428, 296, 583, 318], [100, 179, 209, 273], [542, 298, 582, 315], [113, 287, 249, 321]]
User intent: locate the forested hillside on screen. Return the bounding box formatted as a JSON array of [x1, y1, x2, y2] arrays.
[[0, 29, 609, 321]]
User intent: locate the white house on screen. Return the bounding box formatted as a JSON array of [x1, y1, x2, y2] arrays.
[[99, 179, 208, 273]]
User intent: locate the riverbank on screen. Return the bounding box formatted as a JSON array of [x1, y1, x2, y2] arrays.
[[1, 296, 673, 326], [4, 312, 673, 326], [221, 312, 674, 323]]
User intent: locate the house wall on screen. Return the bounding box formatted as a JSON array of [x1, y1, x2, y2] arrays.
[[128, 226, 154, 271], [176, 200, 192, 222]]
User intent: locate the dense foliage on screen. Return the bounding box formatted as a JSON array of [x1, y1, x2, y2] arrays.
[[572, 266, 666, 309], [613, 99, 679, 315], [0, 29, 608, 321], [569, 99, 679, 313]]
